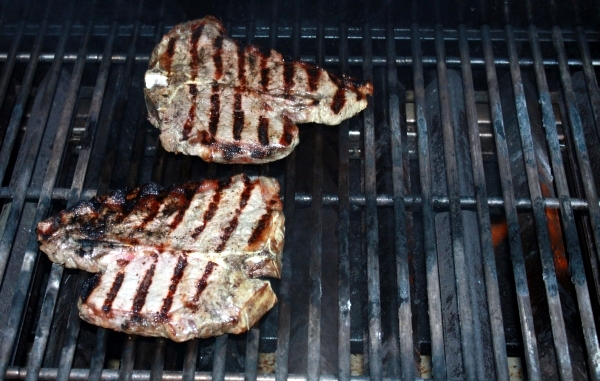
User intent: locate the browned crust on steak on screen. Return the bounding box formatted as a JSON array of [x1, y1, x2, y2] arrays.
[[144, 16, 372, 164], [37, 175, 284, 278]]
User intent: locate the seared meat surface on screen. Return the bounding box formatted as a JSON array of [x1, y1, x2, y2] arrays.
[[38, 174, 284, 277], [37, 174, 284, 340], [78, 249, 276, 341], [144, 16, 373, 164]]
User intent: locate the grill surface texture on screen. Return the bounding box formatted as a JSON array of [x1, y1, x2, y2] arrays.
[[0, 0, 599, 380]]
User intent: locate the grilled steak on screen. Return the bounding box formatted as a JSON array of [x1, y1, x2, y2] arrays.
[[37, 174, 284, 278], [37, 174, 284, 340], [78, 249, 276, 341], [144, 16, 373, 164]]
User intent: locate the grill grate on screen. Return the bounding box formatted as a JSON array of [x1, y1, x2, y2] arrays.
[[0, 0, 599, 380]]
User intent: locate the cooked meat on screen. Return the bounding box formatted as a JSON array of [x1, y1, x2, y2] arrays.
[[144, 16, 373, 164], [37, 174, 284, 340], [37, 174, 284, 278], [78, 248, 276, 341]]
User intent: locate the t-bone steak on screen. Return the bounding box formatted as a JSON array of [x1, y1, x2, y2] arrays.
[[144, 16, 373, 164]]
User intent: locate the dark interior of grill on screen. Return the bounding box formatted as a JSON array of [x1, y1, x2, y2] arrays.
[[0, 0, 600, 379]]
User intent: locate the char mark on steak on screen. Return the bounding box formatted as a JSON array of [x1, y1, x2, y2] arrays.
[[144, 16, 373, 164], [37, 175, 285, 340], [37, 174, 285, 278], [77, 249, 277, 341]]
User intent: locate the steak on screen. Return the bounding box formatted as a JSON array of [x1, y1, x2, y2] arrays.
[[144, 16, 373, 164], [78, 249, 276, 341], [37, 174, 284, 340]]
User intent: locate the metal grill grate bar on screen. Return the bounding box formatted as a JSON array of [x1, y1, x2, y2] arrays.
[[149, 338, 167, 381], [182, 339, 199, 381], [274, 9, 301, 380], [87, 329, 107, 381], [0, 0, 83, 375], [6, 52, 600, 69], [212, 335, 228, 381], [505, 24, 573, 380], [83, 20, 121, 381], [21, 15, 121, 380], [434, 24, 479, 379], [1, 23, 598, 42], [411, 23, 447, 380], [52, 16, 132, 380], [481, 25, 542, 381], [529, 24, 600, 379], [307, 11, 325, 381], [0, 3, 72, 298], [14, 11, 116, 379], [362, 20, 383, 380], [0, 5, 50, 290], [118, 336, 137, 381], [244, 328, 260, 381], [575, 27, 600, 141], [51, 10, 97, 381], [457, 24, 510, 381], [0, 9, 27, 116], [386, 19, 415, 381], [0, 187, 597, 210], [553, 27, 600, 283], [336, 16, 351, 381], [0, 3, 49, 186]]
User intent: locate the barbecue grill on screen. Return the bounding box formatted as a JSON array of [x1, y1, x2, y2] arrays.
[[0, 0, 599, 379]]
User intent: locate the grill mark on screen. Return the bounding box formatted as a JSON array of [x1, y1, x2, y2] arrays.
[[208, 84, 220, 137], [261, 68, 270, 91], [279, 116, 295, 146], [283, 63, 294, 94], [215, 178, 255, 252], [233, 93, 244, 141], [331, 87, 346, 114], [251, 149, 267, 159], [221, 143, 242, 161], [305, 65, 321, 92], [131, 259, 157, 321], [102, 272, 125, 313], [191, 261, 217, 309], [238, 175, 253, 209], [215, 216, 240, 252], [260, 51, 270, 91], [237, 45, 246, 86], [191, 179, 231, 239], [159, 255, 188, 321], [258, 116, 269, 146], [160, 37, 177, 73], [135, 193, 167, 232], [168, 184, 200, 230], [213, 36, 223, 80], [81, 273, 102, 303], [190, 22, 205, 80], [182, 84, 199, 141], [197, 130, 214, 146], [248, 210, 273, 246]]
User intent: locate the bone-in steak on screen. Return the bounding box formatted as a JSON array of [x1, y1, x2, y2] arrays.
[[37, 175, 284, 340], [78, 248, 276, 341], [144, 16, 373, 164]]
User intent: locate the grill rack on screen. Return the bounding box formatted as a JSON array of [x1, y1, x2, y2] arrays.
[[0, 0, 598, 380]]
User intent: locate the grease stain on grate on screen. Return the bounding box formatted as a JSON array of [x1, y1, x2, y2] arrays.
[[419, 356, 524, 379], [350, 354, 364, 376], [258, 353, 275, 373]]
